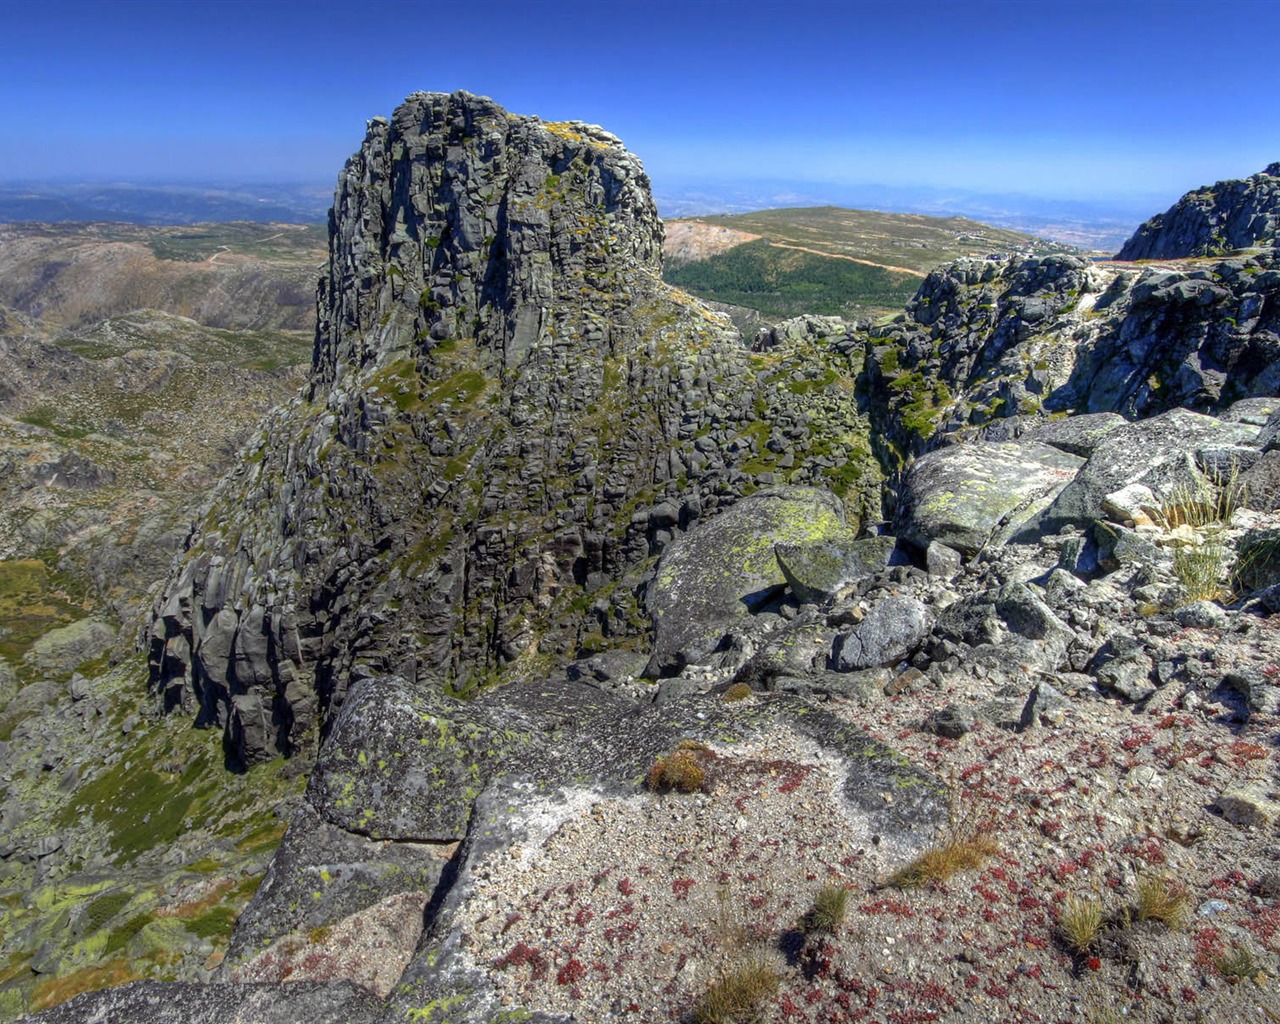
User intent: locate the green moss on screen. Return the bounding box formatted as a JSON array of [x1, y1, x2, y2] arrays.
[[103, 913, 154, 955], [184, 904, 238, 939]]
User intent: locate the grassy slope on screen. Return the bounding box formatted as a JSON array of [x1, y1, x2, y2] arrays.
[[664, 206, 1078, 319], [665, 238, 920, 319]]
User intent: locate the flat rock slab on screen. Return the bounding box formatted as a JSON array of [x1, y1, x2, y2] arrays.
[[224, 801, 451, 966], [896, 441, 1084, 555], [647, 486, 850, 674], [20, 980, 384, 1024], [307, 674, 533, 841]]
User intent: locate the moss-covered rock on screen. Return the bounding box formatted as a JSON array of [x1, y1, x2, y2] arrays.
[[646, 487, 850, 675]]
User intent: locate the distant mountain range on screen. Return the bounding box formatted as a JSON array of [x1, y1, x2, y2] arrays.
[[0, 177, 1157, 251], [0, 181, 331, 225], [653, 178, 1166, 251]]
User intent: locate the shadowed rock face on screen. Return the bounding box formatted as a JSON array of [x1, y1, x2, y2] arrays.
[[1116, 162, 1280, 260]]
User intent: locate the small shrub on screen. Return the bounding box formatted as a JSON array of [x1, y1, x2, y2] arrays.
[[1215, 942, 1261, 983], [890, 834, 998, 889], [646, 749, 705, 794], [1135, 872, 1190, 930], [722, 683, 752, 702], [803, 884, 849, 935], [1058, 894, 1104, 954], [692, 959, 781, 1024]]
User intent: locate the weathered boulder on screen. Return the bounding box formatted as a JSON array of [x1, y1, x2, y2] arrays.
[[896, 441, 1083, 555], [774, 534, 906, 604], [1235, 527, 1280, 592], [1024, 408, 1257, 537], [646, 487, 849, 675], [834, 594, 932, 670], [307, 675, 531, 841]]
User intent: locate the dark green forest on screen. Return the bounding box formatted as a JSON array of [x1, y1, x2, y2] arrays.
[[664, 239, 921, 318]]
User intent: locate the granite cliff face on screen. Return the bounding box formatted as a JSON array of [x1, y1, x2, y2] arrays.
[[1116, 161, 1280, 260]]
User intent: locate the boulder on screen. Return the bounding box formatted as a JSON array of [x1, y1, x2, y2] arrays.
[[1235, 527, 1280, 592], [307, 675, 531, 841], [896, 441, 1083, 556], [774, 534, 906, 604], [834, 595, 932, 670], [1025, 409, 1257, 537], [646, 487, 849, 675]]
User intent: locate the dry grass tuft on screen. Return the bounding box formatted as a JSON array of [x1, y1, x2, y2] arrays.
[[692, 958, 781, 1024], [1172, 537, 1228, 603], [803, 884, 850, 935], [646, 748, 705, 794], [889, 833, 998, 889], [1135, 872, 1191, 930], [1058, 894, 1104, 954]]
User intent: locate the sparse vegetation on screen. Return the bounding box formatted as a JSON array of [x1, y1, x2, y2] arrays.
[[1057, 894, 1104, 954], [1214, 942, 1262, 983], [646, 746, 707, 794], [691, 959, 781, 1024], [1135, 872, 1191, 930], [889, 833, 999, 889], [1172, 536, 1228, 603], [802, 884, 850, 935]]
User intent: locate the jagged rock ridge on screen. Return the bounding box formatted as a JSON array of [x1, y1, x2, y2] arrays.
[[1117, 161, 1280, 260]]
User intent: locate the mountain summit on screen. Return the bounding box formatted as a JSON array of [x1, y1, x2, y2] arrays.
[[1116, 161, 1280, 259]]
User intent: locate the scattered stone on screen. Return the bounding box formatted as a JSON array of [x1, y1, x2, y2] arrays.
[[1215, 782, 1280, 827]]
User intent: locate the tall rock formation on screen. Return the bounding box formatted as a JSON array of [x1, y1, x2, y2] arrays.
[[146, 92, 879, 765], [1117, 161, 1280, 260]]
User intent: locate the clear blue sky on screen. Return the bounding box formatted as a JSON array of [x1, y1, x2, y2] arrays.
[[2, 0, 1277, 204]]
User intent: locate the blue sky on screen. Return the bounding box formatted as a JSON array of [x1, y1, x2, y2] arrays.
[[2, 0, 1278, 206]]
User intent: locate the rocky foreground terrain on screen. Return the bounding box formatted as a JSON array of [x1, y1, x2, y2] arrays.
[[2, 93, 1280, 1023]]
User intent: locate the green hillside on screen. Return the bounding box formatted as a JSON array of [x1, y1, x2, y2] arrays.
[[665, 238, 919, 318]]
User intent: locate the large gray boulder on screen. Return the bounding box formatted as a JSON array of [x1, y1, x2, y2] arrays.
[[1024, 408, 1257, 536], [774, 534, 907, 604], [834, 594, 933, 670], [896, 441, 1083, 555], [646, 487, 850, 674]]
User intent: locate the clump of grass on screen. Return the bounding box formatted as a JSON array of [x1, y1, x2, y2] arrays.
[[646, 747, 706, 794], [1135, 872, 1191, 930], [803, 884, 850, 935], [722, 683, 752, 702], [1215, 942, 1262, 983], [1058, 894, 1104, 954], [1159, 470, 1247, 530], [1172, 536, 1227, 603], [889, 833, 998, 889], [692, 959, 781, 1024]]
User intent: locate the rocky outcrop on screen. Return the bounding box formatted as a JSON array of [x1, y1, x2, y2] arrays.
[[146, 94, 881, 767], [863, 247, 1280, 475], [1117, 162, 1280, 260]]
